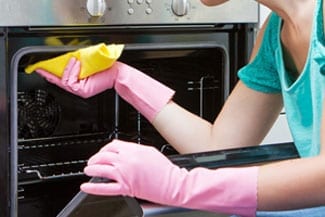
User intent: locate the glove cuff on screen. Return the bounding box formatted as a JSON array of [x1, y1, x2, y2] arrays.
[[114, 63, 175, 122], [174, 166, 259, 217]]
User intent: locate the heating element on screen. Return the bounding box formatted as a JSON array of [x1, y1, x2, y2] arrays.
[[0, 1, 259, 217]]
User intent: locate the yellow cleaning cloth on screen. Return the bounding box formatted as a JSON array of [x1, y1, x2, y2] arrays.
[[25, 43, 124, 79]]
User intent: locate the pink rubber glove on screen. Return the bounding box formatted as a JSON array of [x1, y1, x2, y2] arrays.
[[35, 57, 175, 122], [81, 140, 258, 217]]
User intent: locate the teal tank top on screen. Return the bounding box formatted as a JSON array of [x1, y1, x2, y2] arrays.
[[238, 0, 325, 157]]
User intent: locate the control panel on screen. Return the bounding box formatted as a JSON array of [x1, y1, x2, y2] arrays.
[[0, 0, 258, 26], [86, 0, 191, 17]]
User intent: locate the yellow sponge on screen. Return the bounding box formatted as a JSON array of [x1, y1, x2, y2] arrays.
[[25, 43, 124, 79]]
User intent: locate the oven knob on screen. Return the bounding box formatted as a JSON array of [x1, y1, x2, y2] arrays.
[[171, 0, 189, 16], [86, 0, 106, 17]]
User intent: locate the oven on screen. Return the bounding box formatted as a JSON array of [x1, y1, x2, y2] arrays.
[[0, 0, 259, 216]]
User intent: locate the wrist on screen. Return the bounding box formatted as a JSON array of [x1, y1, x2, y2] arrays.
[[177, 166, 258, 217], [114, 63, 175, 122]]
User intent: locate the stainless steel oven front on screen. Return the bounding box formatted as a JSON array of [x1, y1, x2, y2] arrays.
[[0, 1, 258, 217]]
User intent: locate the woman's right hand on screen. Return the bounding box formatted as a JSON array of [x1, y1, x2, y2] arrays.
[[35, 57, 117, 98], [36, 56, 175, 122]]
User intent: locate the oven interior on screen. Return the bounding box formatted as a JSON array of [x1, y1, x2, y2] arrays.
[[12, 43, 227, 217]]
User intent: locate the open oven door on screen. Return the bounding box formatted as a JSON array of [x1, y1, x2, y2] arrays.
[[57, 178, 144, 217]]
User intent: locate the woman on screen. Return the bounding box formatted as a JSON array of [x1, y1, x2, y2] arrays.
[[35, 0, 325, 216]]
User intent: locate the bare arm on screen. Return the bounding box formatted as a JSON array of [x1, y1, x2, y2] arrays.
[[153, 83, 283, 154], [152, 15, 281, 154], [257, 90, 325, 210], [257, 100, 325, 210], [257, 153, 325, 210]]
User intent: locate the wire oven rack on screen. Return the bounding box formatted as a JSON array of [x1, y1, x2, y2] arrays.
[[18, 132, 112, 185]]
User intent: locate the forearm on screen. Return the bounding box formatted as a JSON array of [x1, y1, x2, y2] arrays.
[[153, 100, 272, 154], [152, 101, 215, 154], [152, 82, 283, 154], [257, 155, 325, 211]]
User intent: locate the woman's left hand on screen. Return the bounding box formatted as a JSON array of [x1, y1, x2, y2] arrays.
[[81, 139, 185, 200], [80, 139, 258, 217]]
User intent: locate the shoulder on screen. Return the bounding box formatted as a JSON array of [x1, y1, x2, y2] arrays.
[[249, 13, 281, 62]]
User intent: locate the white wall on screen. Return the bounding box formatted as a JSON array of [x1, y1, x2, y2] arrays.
[[259, 5, 271, 28]]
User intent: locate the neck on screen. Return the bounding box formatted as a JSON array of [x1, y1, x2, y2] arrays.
[[257, 0, 315, 29]]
